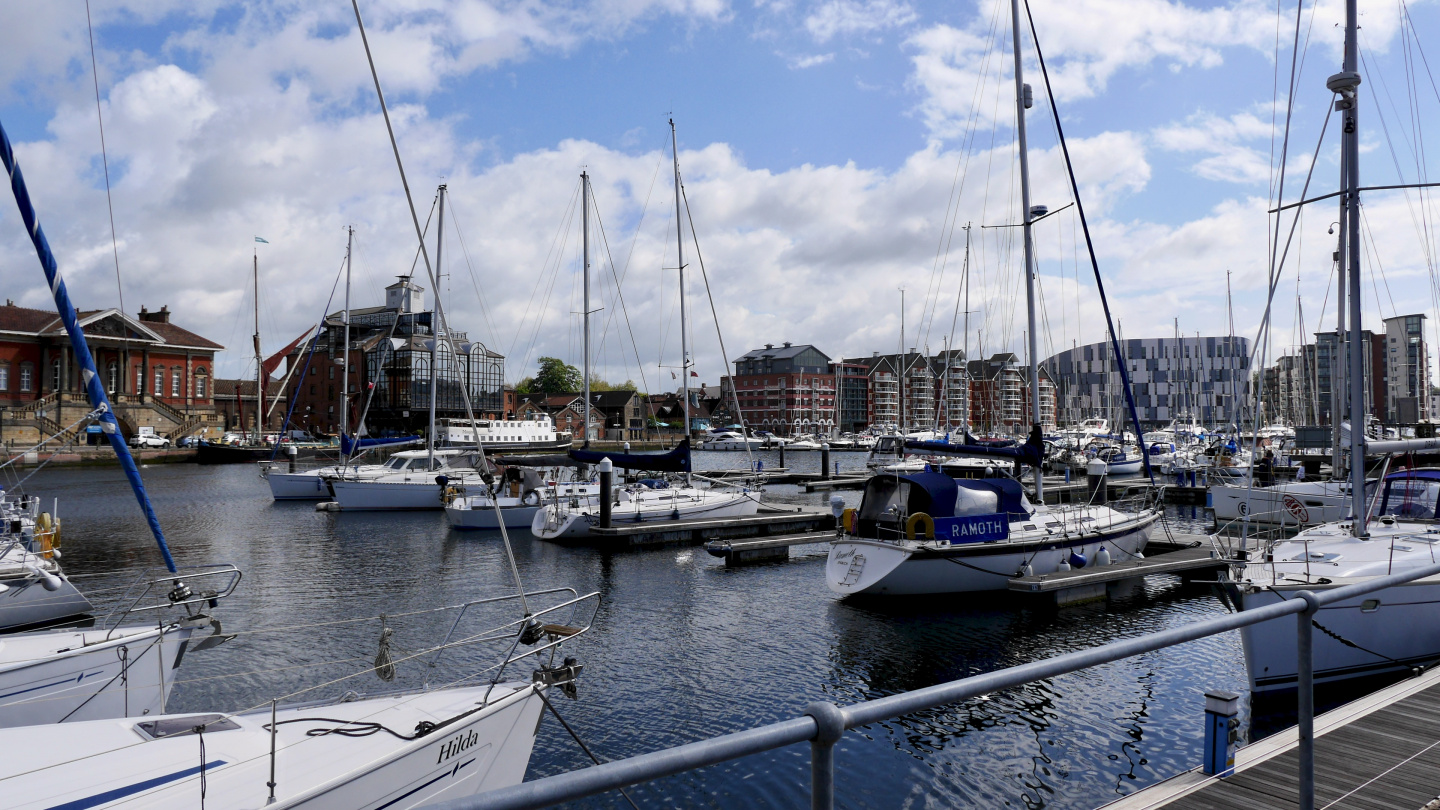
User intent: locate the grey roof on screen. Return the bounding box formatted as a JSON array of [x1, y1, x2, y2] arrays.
[[736, 343, 829, 362]]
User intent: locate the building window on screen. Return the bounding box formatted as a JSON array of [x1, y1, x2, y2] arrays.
[[0, 364, 7, 391], [154, 367, 164, 396], [107, 361, 118, 393], [20, 364, 32, 393], [310, 367, 317, 376], [195, 370, 207, 399], [171, 369, 181, 397], [51, 359, 61, 391], [310, 384, 316, 396], [136, 366, 144, 394], [329, 366, 335, 380]]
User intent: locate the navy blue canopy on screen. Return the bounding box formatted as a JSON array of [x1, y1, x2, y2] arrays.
[[341, 434, 421, 455], [570, 439, 691, 472]]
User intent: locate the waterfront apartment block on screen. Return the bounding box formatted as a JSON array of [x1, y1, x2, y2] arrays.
[[1269, 313, 1428, 427], [727, 342, 838, 434], [966, 353, 1056, 434], [1042, 335, 1251, 429]]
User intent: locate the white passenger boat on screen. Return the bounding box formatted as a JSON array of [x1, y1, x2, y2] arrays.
[[826, 468, 1158, 596], [440, 413, 572, 452], [329, 449, 492, 511]]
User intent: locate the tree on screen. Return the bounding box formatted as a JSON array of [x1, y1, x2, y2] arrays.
[[531, 357, 582, 394], [589, 376, 638, 393]]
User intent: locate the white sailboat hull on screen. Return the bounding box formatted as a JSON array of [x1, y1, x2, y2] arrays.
[[268, 471, 337, 500], [1210, 481, 1350, 526], [2, 681, 546, 809], [1239, 578, 1440, 691], [827, 511, 1157, 596], [532, 489, 762, 539], [447, 504, 542, 530], [0, 622, 195, 728], [331, 478, 480, 511]]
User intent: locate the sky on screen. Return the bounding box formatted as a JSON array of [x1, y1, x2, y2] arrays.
[[2, 0, 1440, 392]]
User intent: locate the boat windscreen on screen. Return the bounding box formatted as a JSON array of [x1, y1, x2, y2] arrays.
[[859, 477, 909, 523], [1379, 477, 1440, 519]]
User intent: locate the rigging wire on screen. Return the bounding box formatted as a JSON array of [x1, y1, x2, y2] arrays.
[[83, 1, 127, 321]]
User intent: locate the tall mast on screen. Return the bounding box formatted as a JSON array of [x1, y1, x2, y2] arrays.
[[1226, 268, 1235, 429], [1010, 0, 1043, 500], [253, 250, 262, 445], [899, 287, 906, 433], [582, 171, 592, 447], [1332, 0, 1366, 533], [962, 225, 971, 431], [1331, 158, 1349, 479], [429, 184, 444, 470], [341, 225, 353, 462], [670, 120, 691, 450]]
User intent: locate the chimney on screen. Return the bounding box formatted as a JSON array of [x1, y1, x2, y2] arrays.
[[138, 305, 171, 324], [783, 341, 792, 348], [765, 343, 774, 349], [872, 351, 879, 357]]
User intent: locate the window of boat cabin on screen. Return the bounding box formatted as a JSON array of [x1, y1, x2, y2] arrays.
[[1378, 477, 1440, 520], [385, 456, 409, 469]]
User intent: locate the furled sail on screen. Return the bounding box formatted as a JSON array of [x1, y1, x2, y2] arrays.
[[570, 439, 692, 472]]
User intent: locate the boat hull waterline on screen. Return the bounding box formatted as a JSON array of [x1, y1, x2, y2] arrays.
[[827, 515, 1157, 596]]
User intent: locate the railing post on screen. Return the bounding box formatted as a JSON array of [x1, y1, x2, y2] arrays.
[[1296, 590, 1319, 810], [804, 701, 847, 810]]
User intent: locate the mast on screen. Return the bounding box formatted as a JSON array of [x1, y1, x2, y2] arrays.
[[429, 184, 444, 470], [1332, 0, 1366, 533], [582, 171, 592, 447], [1226, 268, 1236, 430], [962, 224, 971, 431], [1331, 162, 1349, 480], [341, 225, 353, 462], [670, 120, 691, 455], [1010, 0, 1043, 500], [899, 287, 906, 433], [253, 250, 263, 445]]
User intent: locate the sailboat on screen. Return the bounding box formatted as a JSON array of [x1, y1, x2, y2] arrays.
[[328, 185, 494, 511], [0, 118, 238, 728], [1225, 0, 1440, 690], [529, 124, 762, 541], [825, 0, 1161, 596], [0, 495, 93, 631], [0, 2, 596, 803]]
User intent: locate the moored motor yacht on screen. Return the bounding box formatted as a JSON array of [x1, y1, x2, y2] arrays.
[[329, 449, 493, 511]]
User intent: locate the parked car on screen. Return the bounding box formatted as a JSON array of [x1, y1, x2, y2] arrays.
[[128, 433, 170, 449], [177, 436, 200, 448]]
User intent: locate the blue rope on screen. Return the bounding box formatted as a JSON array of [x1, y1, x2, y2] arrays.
[[1020, 1, 1154, 484], [0, 117, 177, 572]]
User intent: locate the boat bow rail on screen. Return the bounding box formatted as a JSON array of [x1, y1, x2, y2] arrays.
[[99, 563, 242, 633], [424, 561, 1440, 810]]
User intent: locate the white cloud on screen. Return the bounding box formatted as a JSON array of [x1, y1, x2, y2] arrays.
[[786, 52, 836, 69], [804, 0, 916, 42], [1152, 108, 1275, 184]]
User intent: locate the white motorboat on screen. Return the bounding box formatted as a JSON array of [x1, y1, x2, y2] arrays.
[[532, 481, 762, 540], [827, 469, 1159, 596], [699, 430, 763, 451], [329, 449, 492, 511], [786, 438, 823, 450], [1090, 444, 1144, 476]]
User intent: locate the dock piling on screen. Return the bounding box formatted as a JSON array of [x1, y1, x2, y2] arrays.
[[598, 458, 613, 529], [820, 444, 830, 480]]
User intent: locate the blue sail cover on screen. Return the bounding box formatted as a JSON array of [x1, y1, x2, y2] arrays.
[[0, 119, 176, 572], [904, 425, 1045, 468], [570, 439, 691, 472], [340, 434, 421, 456]]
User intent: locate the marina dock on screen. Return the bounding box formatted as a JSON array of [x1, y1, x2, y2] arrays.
[[1009, 535, 1226, 605], [1104, 663, 1440, 809]]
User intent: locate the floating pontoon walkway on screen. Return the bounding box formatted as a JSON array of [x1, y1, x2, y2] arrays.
[[578, 507, 832, 550], [1009, 535, 1228, 605], [1103, 663, 1440, 809]]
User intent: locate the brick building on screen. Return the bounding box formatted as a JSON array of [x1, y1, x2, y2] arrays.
[[726, 343, 837, 436], [0, 301, 223, 445], [967, 353, 1056, 435], [281, 277, 505, 436]]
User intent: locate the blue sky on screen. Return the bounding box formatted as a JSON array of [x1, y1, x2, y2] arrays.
[[2, 0, 1439, 392]]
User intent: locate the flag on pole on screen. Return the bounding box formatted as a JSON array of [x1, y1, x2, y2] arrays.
[[690, 371, 699, 377], [670, 371, 677, 379], [255, 236, 269, 244]]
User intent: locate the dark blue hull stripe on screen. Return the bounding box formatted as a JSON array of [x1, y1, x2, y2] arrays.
[[0, 669, 104, 701], [45, 759, 227, 810], [376, 757, 475, 810]]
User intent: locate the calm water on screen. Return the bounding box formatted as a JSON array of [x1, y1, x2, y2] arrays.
[[13, 452, 1298, 808]]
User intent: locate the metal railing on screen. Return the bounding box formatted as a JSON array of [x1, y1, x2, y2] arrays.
[[427, 559, 1440, 810]]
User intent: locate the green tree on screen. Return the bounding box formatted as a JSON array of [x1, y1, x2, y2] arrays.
[[531, 357, 582, 394], [514, 376, 536, 394]]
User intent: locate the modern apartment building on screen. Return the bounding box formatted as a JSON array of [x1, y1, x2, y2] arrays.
[[967, 353, 1055, 434], [727, 342, 837, 435], [1042, 335, 1251, 429]]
